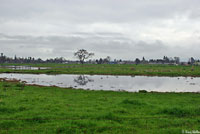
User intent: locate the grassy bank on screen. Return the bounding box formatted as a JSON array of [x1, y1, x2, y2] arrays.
[[1, 63, 200, 77], [0, 81, 200, 133]]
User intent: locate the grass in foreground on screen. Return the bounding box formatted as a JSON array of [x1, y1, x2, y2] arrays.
[[1, 63, 200, 77], [0, 81, 200, 133]]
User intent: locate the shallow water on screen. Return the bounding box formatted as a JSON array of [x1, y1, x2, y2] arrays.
[[0, 66, 50, 70], [0, 73, 200, 92]]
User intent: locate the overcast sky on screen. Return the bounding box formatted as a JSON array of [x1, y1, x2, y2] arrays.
[[0, 0, 200, 61]]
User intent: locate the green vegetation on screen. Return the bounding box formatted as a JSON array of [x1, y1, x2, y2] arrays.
[[1, 63, 200, 77], [0, 81, 200, 133]]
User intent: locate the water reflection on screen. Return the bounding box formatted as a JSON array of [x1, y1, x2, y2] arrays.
[[0, 73, 200, 92], [74, 75, 94, 86]]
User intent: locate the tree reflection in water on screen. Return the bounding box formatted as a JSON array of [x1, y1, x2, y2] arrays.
[[74, 75, 94, 86]]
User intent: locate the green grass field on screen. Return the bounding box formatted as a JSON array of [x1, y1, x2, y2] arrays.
[[0, 81, 200, 134], [1, 63, 200, 76]]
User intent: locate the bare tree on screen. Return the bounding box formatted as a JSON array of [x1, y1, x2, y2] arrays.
[[74, 49, 94, 64]]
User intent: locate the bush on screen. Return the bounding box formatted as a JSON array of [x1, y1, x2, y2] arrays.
[[139, 90, 148, 93]]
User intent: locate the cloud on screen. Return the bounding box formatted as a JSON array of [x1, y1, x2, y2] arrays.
[[0, 0, 200, 61], [0, 32, 198, 61]]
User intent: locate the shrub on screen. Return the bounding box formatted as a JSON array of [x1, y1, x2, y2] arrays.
[[139, 90, 148, 93]]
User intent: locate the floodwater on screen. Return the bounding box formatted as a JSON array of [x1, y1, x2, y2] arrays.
[[0, 66, 50, 70], [0, 73, 200, 92]]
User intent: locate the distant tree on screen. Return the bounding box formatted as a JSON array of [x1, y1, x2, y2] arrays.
[[106, 56, 111, 62], [174, 57, 180, 64], [95, 59, 99, 64], [98, 58, 103, 64], [135, 58, 140, 65], [163, 56, 170, 63], [188, 57, 195, 65], [74, 49, 94, 64], [142, 57, 145, 61], [103, 56, 111, 64]]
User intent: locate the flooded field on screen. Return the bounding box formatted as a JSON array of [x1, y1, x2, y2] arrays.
[[0, 65, 50, 70], [0, 73, 200, 92]]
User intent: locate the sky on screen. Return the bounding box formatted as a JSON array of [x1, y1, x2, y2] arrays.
[[0, 0, 200, 61]]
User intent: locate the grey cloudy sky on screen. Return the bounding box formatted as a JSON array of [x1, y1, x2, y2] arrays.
[[0, 0, 200, 61]]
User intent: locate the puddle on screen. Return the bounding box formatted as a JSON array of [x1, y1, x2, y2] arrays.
[[0, 73, 200, 92], [0, 66, 50, 70]]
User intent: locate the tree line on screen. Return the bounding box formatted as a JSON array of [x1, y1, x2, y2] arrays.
[[0, 50, 198, 65], [0, 53, 67, 64]]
